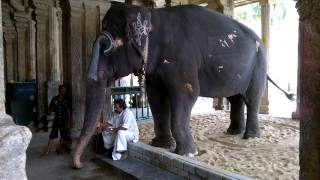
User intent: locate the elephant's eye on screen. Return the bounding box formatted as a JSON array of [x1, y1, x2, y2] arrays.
[[102, 21, 107, 29]]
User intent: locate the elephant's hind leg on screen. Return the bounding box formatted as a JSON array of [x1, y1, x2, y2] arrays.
[[226, 95, 245, 135], [243, 58, 266, 139], [146, 84, 175, 150]]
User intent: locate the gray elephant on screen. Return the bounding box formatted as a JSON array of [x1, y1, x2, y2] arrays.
[[73, 2, 294, 168]]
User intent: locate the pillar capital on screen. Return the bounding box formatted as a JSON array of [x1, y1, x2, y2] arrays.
[[296, 0, 320, 20]]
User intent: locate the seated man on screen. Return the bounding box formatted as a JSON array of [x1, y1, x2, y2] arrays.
[[99, 99, 139, 160]]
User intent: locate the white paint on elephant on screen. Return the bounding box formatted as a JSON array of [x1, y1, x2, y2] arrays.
[[132, 13, 151, 46], [218, 65, 224, 72], [219, 30, 238, 48], [227, 33, 238, 43], [163, 59, 170, 64]]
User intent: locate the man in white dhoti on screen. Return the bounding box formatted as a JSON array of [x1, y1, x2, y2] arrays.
[[99, 99, 139, 160]]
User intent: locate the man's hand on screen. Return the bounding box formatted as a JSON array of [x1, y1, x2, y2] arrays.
[[96, 122, 112, 131]]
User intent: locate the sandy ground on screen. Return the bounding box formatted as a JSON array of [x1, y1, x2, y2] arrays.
[[138, 111, 299, 180]]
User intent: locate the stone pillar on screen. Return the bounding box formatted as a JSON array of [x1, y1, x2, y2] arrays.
[[2, 2, 17, 82], [296, 0, 320, 179], [0, 0, 32, 179], [14, 12, 29, 82], [69, 1, 84, 141], [221, 0, 233, 17], [49, 5, 61, 82], [34, 2, 49, 122], [259, 0, 270, 114], [28, 19, 36, 80], [56, 1, 63, 82]]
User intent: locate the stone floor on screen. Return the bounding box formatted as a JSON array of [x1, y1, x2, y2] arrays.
[[25, 131, 125, 180]]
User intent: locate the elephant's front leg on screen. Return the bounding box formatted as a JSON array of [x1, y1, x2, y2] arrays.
[[170, 84, 199, 157], [146, 84, 175, 149]]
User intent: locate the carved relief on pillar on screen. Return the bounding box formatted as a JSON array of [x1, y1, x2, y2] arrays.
[[2, 3, 17, 82], [32, 0, 50, 121], [49, 3, 62, 82], [9, 0, 36, 82]]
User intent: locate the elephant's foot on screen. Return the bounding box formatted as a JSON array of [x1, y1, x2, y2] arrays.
[[174, 144, 198, 157], [243, 131, 260, 139], [226, 126, 244, 135], [151, 136, 176, 150]]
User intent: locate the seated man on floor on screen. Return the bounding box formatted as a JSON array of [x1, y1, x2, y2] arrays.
[[98, 99, 139, 160]]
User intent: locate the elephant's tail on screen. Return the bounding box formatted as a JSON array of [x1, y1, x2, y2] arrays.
[[267, 75, 296, 101]]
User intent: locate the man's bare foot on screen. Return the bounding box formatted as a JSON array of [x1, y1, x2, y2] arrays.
[[40, 150, 50, 157]]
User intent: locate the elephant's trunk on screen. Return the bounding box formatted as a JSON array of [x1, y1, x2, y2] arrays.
[[73, 35, 109, 169], [73, 80, 108, 169]]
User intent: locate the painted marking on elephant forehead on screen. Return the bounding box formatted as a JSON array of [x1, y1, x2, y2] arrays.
[[163, 59, 170, 64], [218, 65, 223, 72], [185, 83, 193, 93], [132, 13, 150, 46]]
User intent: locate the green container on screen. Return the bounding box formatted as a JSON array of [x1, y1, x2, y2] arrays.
[[10, 101, 34, 126]]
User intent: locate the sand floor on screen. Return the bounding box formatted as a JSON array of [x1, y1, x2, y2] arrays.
[[138, 111, 299, 180]]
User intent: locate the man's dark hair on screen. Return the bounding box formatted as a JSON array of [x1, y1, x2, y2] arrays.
[[114, 99, 127, 109], [58, 84, 68, 93]]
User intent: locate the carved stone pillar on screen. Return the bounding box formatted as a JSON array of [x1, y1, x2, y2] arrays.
[[3, 3, 17, 82], [221, 0, 233, 17], [34, 2, 49, 121], [259, 0, 270, 114], [0, 2, 5, 113], [49, 5, 61, 82], [3, 33, 16, 82], [14, 12, 29, 82], [9, 0, 36, 81], [69, 2, 84, 140], [28, 19, 36, 80], [56, 1, 63, 82], [296, 0, 320, 179]]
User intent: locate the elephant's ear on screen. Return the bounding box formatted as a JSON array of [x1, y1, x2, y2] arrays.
[[125, 7, 151, 59]]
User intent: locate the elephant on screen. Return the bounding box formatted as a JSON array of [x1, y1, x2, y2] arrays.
[[73, 2, 294, 168]]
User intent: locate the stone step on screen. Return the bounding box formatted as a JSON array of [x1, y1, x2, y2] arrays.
[[95, 154, 185, 180]]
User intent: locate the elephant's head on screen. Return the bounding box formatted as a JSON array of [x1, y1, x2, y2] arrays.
[[88, 2, 152, 82], [73, 2, 152, 169]]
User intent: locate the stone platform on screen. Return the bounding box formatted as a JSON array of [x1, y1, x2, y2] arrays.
[[97, 142, 251, 180]]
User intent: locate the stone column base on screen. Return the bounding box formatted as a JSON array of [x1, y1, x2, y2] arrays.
[[0, 113, 32, 180]]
